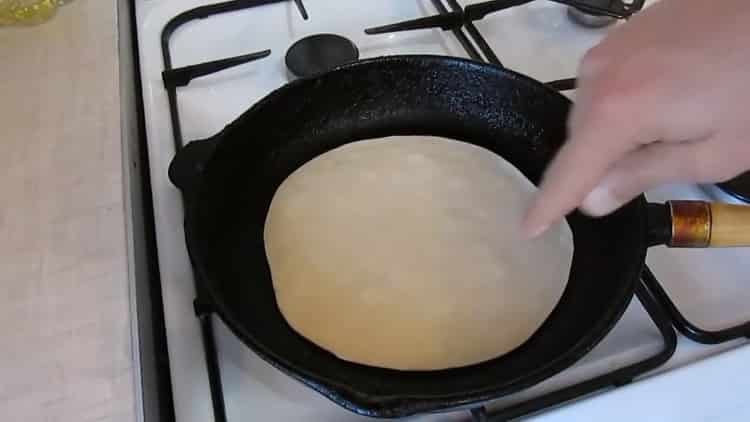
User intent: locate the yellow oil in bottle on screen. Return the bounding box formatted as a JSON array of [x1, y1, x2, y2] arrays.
[[0, 0, 68, 26]]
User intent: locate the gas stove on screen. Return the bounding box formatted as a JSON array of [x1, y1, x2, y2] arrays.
[[133, 1, 750, 421]]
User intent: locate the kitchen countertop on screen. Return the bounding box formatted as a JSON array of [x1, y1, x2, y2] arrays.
[[5, 1, 748, 421], [0, 1, 136, 421]]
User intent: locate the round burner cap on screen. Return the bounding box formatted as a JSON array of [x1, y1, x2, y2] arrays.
[[567, 7, 617, 28], [285, 33, 359, 79], [717, 172, 750, 203]]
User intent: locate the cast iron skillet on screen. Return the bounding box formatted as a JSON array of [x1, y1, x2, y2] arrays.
[[168, 55, 750, 418]]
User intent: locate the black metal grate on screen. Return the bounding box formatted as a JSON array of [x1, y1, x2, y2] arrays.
[[471, 279, 676, 421], [155, 1, 747, 421], [641, 266, 750, 344]]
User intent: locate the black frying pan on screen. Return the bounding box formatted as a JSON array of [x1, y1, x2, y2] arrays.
[[168, 55, 750, 418]]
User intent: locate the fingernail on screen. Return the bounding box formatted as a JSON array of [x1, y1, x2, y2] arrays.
[[521, 210, 551, 238], [525, 222, 551, 239], [581, 185, 620, 217]]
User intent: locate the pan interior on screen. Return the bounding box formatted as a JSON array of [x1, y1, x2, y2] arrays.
[[190, 56, 645, 414], [263, 135, 575, 371]]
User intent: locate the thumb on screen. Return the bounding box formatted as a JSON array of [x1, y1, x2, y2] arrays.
[[521, 108, 644, 238], [580, 139, 738, 216]]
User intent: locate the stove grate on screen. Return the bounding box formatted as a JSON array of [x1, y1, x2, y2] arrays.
[[155, 1, 749, 420]]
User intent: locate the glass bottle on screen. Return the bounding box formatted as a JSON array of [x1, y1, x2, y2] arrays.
[[0, 0, 70, 26]]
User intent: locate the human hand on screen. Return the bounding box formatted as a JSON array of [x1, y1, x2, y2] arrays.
[[522, 0, 750, 238]]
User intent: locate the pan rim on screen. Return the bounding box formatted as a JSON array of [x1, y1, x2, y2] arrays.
[[181, 55, 646, 417]]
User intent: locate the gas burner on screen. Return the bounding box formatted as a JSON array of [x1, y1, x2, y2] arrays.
[[717, 172, 750, 203], [567, 6, 617, 28], [285, 33, 359, 79], [147, 1, 750, 421]]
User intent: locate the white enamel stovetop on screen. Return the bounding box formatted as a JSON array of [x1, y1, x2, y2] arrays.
[[135, 1, 750, 421]]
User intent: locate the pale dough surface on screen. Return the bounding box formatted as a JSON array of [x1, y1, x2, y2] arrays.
[[264, 136, 574, 370]]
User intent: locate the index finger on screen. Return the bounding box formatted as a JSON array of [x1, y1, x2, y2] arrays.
[[521, 100, 641, 238]]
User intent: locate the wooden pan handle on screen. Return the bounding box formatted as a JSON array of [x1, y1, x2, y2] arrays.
[[668, 200, 750, 247]]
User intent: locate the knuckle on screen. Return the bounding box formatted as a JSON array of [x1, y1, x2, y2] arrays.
[[586, 88, 625, 123], [580, 45, 611, 78], [579, 54, 647, 126]]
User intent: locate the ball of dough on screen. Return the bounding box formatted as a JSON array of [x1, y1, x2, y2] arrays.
[[264, 136, 573, 370]]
